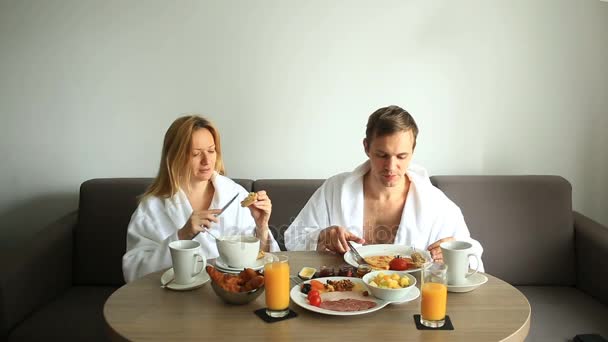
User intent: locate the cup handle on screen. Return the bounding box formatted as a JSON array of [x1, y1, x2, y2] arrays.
[[466, 254, 480, 278], [192, 254, 205, 277]]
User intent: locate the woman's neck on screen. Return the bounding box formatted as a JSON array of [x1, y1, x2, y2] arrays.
[[187, 180, 215, 211]]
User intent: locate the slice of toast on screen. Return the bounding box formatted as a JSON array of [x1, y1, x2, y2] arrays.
[[240, 192, 258, 207]]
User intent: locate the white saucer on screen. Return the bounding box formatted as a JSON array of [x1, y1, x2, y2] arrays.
[[160, 268, 210, 291], [214, 254, 273, 272], [447, 273, 488, 293], [388, 286, 421, 304]]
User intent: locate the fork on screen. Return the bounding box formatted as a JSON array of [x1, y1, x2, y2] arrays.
[[290, 276, 304, 287], [346, 241, 366, 265]]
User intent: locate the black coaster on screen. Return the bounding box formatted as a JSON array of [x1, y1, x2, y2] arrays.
[[574, 334, 608, 342], [254, 308, 298, 323], [413, 314, 454, 330]]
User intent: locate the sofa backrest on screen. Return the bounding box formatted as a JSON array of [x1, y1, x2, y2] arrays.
[[74, 175, 576, 286], [430, 175, 575, 286], [253, 179, 325, 250], [74, 178, 254, 286]]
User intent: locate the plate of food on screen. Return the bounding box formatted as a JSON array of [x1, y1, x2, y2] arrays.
[[290, 277, 394, 316], [344, 244, 431, 272]]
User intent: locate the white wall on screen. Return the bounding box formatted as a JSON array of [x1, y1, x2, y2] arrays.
[[1, 0, 607, 242]]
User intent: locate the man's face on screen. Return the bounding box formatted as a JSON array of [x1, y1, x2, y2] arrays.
[[365, 130, 415, 187]]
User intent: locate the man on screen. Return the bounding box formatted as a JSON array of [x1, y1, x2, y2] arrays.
[[284, 105, 484, 270]]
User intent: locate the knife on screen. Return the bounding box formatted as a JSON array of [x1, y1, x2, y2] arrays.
[[215, 193, 239, 217], [193, 193, 239, 239]]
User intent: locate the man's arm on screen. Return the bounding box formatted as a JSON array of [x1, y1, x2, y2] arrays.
[[428, 203, 485, 272]]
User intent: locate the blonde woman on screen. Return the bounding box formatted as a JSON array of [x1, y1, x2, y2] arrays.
[[122, 115, 279, 283]]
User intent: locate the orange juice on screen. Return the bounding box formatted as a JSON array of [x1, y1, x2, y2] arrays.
[[421, 282, 447, 321], [264, 260, 290, 310]]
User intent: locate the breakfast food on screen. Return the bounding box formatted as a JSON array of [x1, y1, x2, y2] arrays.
[[300, 278, 376, 312], [338, 265, 355, 277], [240, 192, 258, 207], [320, 299, 377, 312], [298, 267, 316, 280], [326, 279, 355, 292], [368, 272, 410, 289], [206, 265, 264, 292], [363, 252, 428, 270], [301, 279, 355, 294], [410, 251, 426, 268], [363, 255, 394, 270], [257, 250, 265, 259], [388, 256, 411, 271]]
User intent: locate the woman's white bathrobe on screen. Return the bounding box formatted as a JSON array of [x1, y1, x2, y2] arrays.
[[122, 173, 280, 283], [284, 161, 484, 271]]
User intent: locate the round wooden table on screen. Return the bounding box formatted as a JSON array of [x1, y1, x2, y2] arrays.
[[104, 251, 530, 341]]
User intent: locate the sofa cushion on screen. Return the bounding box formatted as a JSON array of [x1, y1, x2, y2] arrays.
[[8, 286, 117, 342], [74, 178, 253, 286], [253, 179, 324, 250], [517, 286, 608, 341], [431, 176, 574, 285]]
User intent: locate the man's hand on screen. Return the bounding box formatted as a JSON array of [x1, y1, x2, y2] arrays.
[[317, 226, 365, 253], [427, 237, 454, 262]]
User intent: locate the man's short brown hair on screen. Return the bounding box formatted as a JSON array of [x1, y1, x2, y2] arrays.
[[365, 105, 419, 149]]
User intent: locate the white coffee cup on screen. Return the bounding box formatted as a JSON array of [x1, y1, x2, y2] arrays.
[[216, 235, 260, 268], [440, 240, 480, 285], [169, 240, 206, 285]]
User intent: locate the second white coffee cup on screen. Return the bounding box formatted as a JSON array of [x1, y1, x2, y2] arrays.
[[440, 240, 480, 285], [216, 235, 260, 268], [169, 240, 206, 285]]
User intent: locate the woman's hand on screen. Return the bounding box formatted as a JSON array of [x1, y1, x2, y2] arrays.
[[246, 191, 272, 229], [178, 209, 221, 240], [243, 191, 272, 251]]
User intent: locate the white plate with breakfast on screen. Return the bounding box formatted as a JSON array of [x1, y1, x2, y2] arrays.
[[290, 277, 389, 316], [344, 244, 431, 272], [290, 275, 419, 316]]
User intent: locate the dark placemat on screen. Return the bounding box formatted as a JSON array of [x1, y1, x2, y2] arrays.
[[413, 314, 454, 330], [254, 308, 298, 323], [573, 334, 607, 342]]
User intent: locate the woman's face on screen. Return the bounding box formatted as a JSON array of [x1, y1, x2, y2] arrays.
[[190, 128, 216, 182]]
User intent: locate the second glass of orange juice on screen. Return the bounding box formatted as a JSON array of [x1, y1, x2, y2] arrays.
[[264, 255, 290, 317], [420, 262, 448, 328]]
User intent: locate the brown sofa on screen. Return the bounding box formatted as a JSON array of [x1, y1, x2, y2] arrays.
[[2, 176, 607, 341]]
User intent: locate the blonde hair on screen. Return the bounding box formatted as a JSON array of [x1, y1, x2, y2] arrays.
[[143, 115, 225, 199]]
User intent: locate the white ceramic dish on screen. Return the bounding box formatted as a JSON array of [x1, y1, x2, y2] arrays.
[[344, 244, 431, 272], [213, 253, 273, 273], [362, 270, 417, 301], [160, 268, 210, 291], [290, 276, 417, 316], [447, 272, 488, 293], [216, 235, 260, 268], [388, 286, 420, 304]]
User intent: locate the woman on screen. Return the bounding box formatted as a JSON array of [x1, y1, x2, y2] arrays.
[[122, 115, 280, 283]]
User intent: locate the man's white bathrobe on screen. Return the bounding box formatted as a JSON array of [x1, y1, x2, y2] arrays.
[[284, 161, 484, 271], [122, 173, 280, 283]]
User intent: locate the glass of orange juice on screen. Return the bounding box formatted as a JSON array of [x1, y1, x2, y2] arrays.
[[420, 262, 448, 328], [264, 255, 290, 317]]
